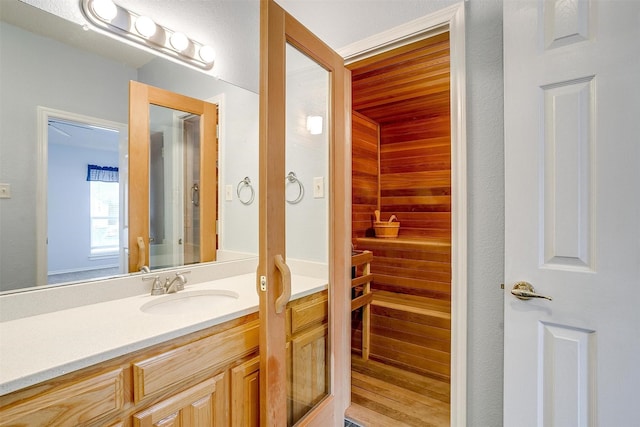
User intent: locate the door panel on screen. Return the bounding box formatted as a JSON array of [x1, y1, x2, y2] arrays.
[[504, 0, 640, 425], [285, 41, 330, 425], [259, 0, 350, 425], [128, 81, 218, 273]]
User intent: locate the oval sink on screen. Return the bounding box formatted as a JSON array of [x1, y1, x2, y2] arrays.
[[140, 289, 239, 315]]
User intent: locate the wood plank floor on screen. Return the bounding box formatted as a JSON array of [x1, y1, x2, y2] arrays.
[[346, 357, 450, 427]]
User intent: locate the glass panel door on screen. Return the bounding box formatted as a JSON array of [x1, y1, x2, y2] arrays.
[[259, 1, 350, 425], [148, 105, 202, 270], [285, 42, 330, 424]]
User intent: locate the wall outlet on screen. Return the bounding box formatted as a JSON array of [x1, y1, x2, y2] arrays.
[[313, 177, 324, 198], [0, 183, 10, 199], [225, 185, 233, 201]]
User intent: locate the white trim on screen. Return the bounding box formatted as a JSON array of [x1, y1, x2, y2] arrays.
[[338, 3, 463, 63], [339, 3, 467, 425], [36, 107, 128, 286]]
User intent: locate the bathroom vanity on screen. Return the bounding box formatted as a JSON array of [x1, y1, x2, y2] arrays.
[[0, 264, 327, 426]]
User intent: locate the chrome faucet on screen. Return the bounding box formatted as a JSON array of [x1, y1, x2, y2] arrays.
[[143, 275, 164, 295], [164, 271, 190, 294]]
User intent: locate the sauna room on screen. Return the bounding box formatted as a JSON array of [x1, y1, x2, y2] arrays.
[[348, 31, 452, 426]]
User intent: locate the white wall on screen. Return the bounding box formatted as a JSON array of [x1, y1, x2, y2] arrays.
[[277, 1, 506, 424], [0, 22, 136, 291]]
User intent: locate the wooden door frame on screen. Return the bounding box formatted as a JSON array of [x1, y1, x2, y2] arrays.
[[128, 81, 218, 273], [339, 3, 468, 425], [259, 0, 351, 425]]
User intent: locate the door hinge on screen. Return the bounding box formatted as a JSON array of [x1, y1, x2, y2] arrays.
[[260, 276, 267, 292]]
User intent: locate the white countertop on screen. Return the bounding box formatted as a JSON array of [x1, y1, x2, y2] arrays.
[[0, 272, 326, 396]]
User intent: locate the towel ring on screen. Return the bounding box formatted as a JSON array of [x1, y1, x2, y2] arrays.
[[286, 171, 304, 204], [237, 177, 255, 205]]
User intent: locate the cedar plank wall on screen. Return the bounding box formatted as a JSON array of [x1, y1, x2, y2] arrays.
[[352, 112, 379, 238], [350, 33, 452, 380]]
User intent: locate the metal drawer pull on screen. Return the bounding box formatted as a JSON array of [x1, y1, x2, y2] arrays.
[[511, 281, 552, 301]]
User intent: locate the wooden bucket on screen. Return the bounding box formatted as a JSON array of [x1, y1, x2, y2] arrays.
[[373, 221, 400, 238]]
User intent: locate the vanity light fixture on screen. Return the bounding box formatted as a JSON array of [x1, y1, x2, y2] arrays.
[[81, 0, 215, 71], [198, 45, 216, 64], [91, 0, 117, 22], [170, 32, 190, 52], [134, 16, 157, 39], [306, 116, 323, 135]]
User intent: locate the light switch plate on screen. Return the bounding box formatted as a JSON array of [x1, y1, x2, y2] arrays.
[[313, 177, 324, 198], [0, 183, 10, 199], [225, 185, 233, 201]]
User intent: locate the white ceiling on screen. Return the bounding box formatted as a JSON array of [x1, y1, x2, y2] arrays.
[[4, 0, 460, 93]]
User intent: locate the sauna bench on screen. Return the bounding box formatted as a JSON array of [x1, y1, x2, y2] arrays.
[[354, 236, 451, 252], [0, 272, 326, 397], [352, 236, 452, 379]]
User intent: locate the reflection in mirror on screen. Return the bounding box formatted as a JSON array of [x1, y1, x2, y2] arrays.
[[46, 114, 128, 285], [0, 1, 259, 294], [139, 93, 217, 272], [285, 43, 330, 424], [148, 104, 204, 269]]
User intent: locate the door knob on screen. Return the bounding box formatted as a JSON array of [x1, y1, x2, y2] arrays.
[[510, 281, 552, 301]]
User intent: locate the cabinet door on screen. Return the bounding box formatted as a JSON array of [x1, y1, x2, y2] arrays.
[[290, 323, 328, 423], [132, 374, 227, 427], [231, 357, 260, 427]]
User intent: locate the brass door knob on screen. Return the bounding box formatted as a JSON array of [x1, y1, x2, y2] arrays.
[[510, 281, 552, 301]]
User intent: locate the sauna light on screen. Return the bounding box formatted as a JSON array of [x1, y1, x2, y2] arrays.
[[91, 0, 117, 22], [170, 32, 190, 52], [306, 116, 323, 135], [81, 0, 215, 71]]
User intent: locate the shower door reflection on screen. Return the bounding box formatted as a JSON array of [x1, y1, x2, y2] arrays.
[[148, 106, 203, 269]]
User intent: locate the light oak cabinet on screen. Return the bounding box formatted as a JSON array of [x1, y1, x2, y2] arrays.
[[230, 357, 260, 427], [132, 374, 227, 427], [0, 291, 327, 427], [286, 291, 328, 424]]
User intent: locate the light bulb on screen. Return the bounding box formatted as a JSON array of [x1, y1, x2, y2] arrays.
[[91, 0, 117, 22], [135, 16, 157, 38], [170, 32, 189, 52], [198, 45, 215, 64], [306, 116, 323, 135]]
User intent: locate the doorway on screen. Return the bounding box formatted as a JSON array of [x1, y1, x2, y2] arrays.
[[36, 107, 128, 286], [341, 3, 466, 425]]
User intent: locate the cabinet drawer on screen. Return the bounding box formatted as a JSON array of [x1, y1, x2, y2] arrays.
[[133, 320, 259, 402], [289, 294, 328, 336], [0, 369, 124, 426]]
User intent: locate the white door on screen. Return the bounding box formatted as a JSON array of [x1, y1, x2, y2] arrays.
[[504, 1, 640, 426]]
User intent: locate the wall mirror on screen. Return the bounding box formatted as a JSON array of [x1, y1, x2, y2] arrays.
[[0, 0, 259, 294]]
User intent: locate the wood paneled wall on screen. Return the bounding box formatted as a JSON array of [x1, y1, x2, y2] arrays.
[[350, 33, 452, 381], [350, 32, 451, 240], [380, 116, 451, 239], [352, 112, 379, 238]]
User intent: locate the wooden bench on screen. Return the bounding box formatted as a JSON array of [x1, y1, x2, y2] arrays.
[[370, 290, 451, 380]]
